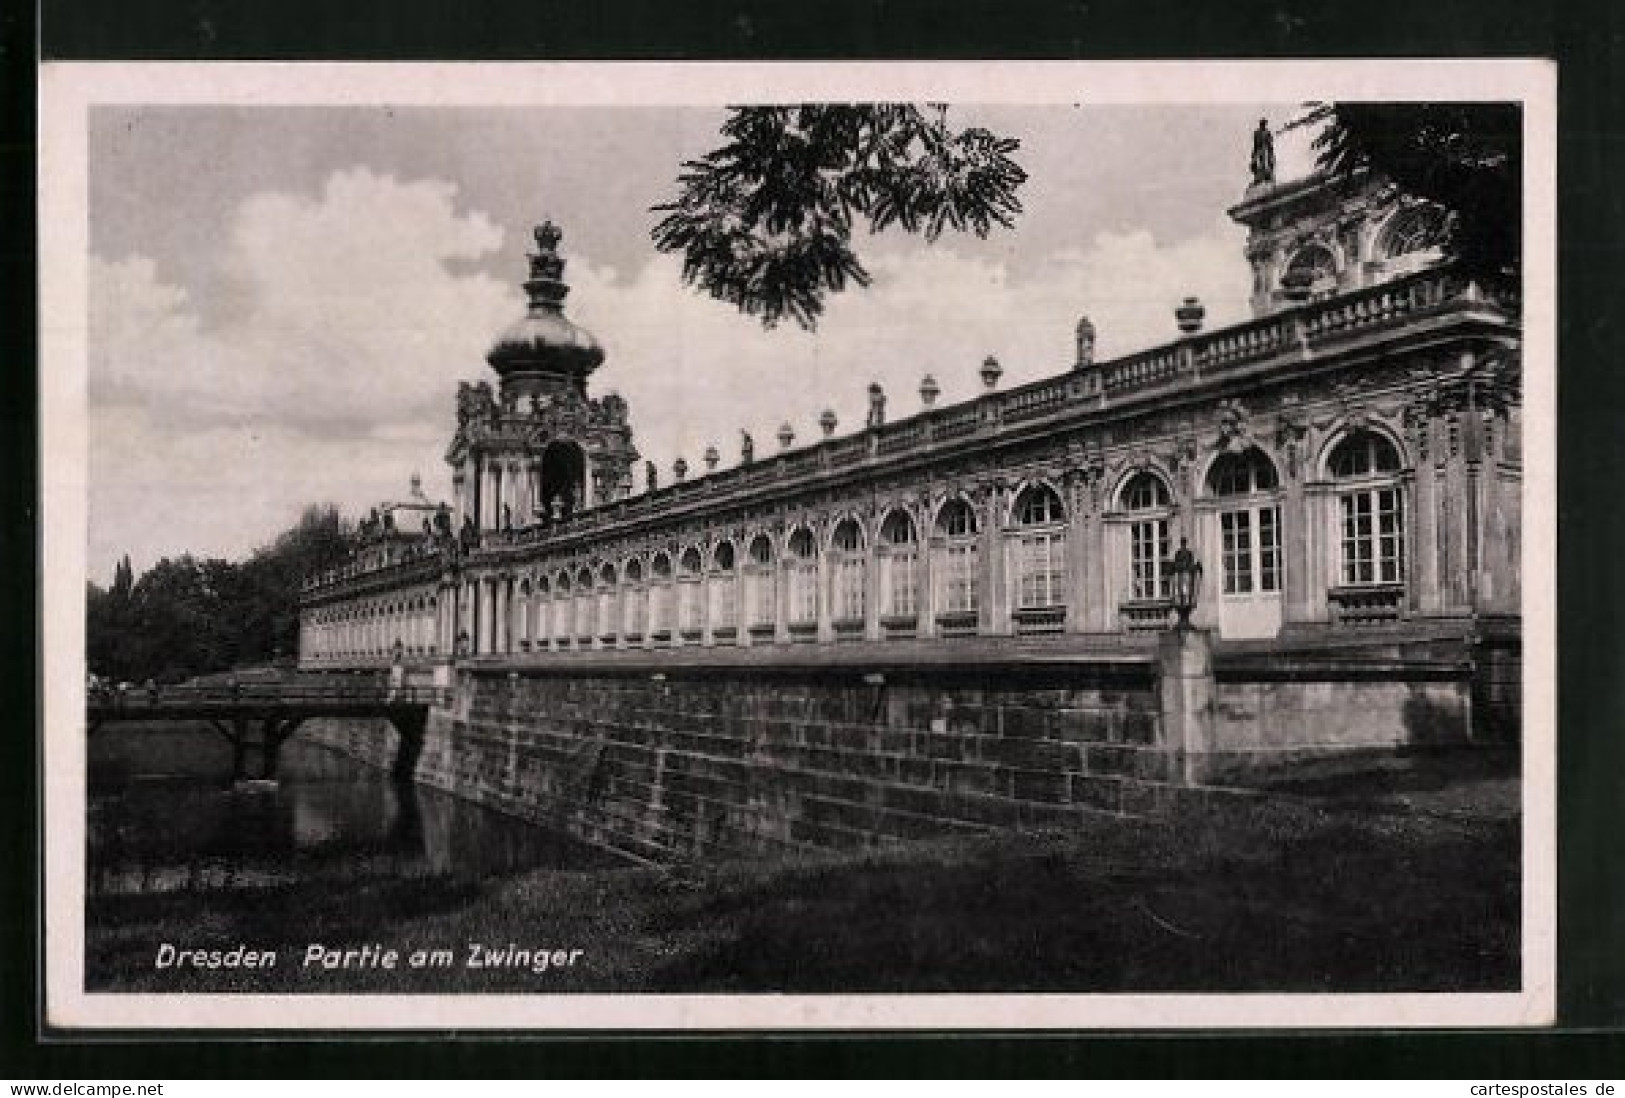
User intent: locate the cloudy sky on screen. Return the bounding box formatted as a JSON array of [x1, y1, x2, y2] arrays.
[[87, 100, 1314, 583]]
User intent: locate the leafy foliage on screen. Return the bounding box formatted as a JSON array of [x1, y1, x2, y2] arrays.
[[1306, 102, 1521, 285], [652, 105, 1027, 330], [87, 504, 353, 683]]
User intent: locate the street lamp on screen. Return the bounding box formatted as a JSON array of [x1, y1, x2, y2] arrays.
[[1168, 537, 1202, 629]]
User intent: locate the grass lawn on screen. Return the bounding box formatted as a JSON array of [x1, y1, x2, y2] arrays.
[[85, 749, 1519, 995]]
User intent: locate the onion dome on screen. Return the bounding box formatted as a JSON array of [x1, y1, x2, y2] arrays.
[[486, 222, 605, 381]]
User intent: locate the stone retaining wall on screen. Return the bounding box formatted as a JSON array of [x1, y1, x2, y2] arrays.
[[305, 661, 1172, 863], [304, 631, 1511, 863]]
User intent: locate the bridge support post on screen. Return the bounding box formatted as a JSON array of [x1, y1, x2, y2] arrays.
[[230, 717, 250, 782], [260, 717, 306, 781], [389, 710, 427, 785]]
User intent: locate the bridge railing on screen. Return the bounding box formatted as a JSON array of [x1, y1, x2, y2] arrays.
[[88, 683, 452, 710]]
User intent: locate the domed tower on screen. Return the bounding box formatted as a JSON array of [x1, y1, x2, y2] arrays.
[[487, 221, 605, 400], [445, 222, 638, 534]]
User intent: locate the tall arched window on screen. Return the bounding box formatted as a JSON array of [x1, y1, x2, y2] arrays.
[[745, 534, 776, 636], [1329, 430, 1406, 586], [1378, 203, 1448, 268], [539, 574, 559, 652], [1208, 449, 1282, 596], [597, 563, 619, 646], [622, 559, 646, 641], [574, 567, 595, 644], [786, 527, 818, 638], [830, 518, 867, 631], [934, 499, 980, 628], [677, 547, 704, 639], [516, 579, 533, 651], [550, 572, 571, 649], [649, 553, 673, 642], [710, 542, 738, 641], [879, 510, 919, 624], [1121, 472, 1172, 601], [1010, 484, 1067, 619]]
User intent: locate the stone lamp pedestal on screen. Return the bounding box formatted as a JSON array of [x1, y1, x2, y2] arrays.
[[1158, 625, 1216, 786]]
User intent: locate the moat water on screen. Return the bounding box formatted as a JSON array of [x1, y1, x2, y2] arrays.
[[87, 723, 626, 896]]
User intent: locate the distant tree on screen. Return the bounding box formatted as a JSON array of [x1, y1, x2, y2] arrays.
[[124, 555, 236, 682], [111, 554, 133, 600], [652, 105, 1027, 330], [237, 504, 353, 662], [1304, 102, 1521, 286], [85, 505, 355, 681]]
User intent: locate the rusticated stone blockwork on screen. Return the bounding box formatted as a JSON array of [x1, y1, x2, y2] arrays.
[[307, 662, 1167, 862]]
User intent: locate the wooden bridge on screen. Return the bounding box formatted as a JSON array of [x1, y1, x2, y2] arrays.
[[88, 681, 449, 783]]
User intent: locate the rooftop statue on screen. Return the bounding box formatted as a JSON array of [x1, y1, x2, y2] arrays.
[[1249, 119, 1276, 188]]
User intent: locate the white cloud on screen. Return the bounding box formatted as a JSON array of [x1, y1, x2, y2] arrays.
[[91, 168, 518, 432], [89, 165, 1253, 581], [574, 216, 1251, 482]]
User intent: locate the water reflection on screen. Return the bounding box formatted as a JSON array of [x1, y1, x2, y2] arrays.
[[88, 723, 624, 896]]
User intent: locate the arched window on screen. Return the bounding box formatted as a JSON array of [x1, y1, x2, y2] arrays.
[[533, 576, 550, 648], [1282, 243, 1338, 301], [1207, 449, 1282, 596], [879, 510, 919, 620], [935, 499, 980, 620], [552, 572, 572, 648], [1121, 472, 1172, 601], [516, 579, 533, 651], [786, 528, 818, 630], [539, 440, 586, 521], [830, 518, 867, 625], [622, 559, 646, 640], [567, 567, 590, 642], [1011, 484, 1067, 612], [710, 542, 738, 636], [460, 581, 476, 654], [677, 547, 704, 637], [1329, 430, 1405, 586], [745, 534, 776, 632], [597, 563, 619, 644], [649, 553, 673, 640], [1378, 204, 1448, 262]]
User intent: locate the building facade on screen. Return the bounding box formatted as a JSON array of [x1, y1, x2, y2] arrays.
[[299, 162, 1522, 680]]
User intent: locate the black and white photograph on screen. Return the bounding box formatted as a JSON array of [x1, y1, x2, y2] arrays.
[[39, 61, 1555, 1030]]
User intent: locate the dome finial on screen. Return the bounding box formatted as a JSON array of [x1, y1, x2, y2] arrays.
[[524, 221, 569, 312], [486, 219, 605, 382]]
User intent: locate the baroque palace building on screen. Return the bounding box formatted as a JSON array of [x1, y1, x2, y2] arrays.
[[298, 153, 1522, 678]]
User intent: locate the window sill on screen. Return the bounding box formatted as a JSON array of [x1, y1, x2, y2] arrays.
[[832, 618, 866, 642], [1119, 599, 1172, 633], [881, 614, 919, 639], [1328, 583, 1406, 626], [1013, 605, 1067, 634]]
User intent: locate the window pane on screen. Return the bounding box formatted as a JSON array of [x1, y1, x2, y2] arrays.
[[1260, 506, 1281, 591]]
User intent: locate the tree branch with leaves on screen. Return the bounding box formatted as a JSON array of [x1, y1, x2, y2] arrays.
[[652, 105, 1027, 330], [1301, 102, 1521, 287]]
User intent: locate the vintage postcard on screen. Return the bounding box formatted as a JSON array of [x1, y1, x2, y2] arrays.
[[39, 60, 1556, 1030]]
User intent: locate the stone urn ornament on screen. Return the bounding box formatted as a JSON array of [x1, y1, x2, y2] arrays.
[[919, 374, 941, 408]]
